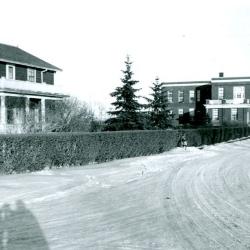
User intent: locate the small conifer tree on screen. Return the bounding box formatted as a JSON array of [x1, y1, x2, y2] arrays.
[[147, 77, 172, 129], [104, 56, 143, 131]]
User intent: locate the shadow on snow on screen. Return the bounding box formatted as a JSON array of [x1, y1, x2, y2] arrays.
[[0, 200, 49, 250]]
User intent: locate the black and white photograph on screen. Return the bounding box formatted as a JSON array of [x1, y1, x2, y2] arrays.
[[1, 0, 250, 249]]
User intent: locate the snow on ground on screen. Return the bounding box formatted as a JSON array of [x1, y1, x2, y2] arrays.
[[0, 139, 250, 249]]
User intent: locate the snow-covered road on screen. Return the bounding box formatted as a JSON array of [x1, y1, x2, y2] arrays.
[[0, 139, 250, 249]]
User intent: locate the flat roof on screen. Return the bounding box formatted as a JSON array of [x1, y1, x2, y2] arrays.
[[162, 81, 211, 87]]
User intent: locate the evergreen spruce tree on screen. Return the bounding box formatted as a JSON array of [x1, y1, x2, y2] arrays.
[[104, 56, 143, 131], [147, 77, 172, 129]]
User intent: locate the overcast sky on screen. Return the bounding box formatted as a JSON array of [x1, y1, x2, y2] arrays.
[[1, 0, 250, 111]]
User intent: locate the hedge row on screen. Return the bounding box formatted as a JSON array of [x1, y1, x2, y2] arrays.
[[0, 127, 249, 174]]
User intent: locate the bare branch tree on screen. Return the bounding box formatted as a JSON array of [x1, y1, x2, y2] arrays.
[[45, 97, 95, 132]]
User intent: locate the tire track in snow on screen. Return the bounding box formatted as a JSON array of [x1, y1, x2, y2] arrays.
[[165, 142, 250, 249], [1, 142, 250, 249]]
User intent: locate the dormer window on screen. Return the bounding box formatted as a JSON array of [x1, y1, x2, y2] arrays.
[[27, 68, 36, 82], [6, 65, 15, 80]]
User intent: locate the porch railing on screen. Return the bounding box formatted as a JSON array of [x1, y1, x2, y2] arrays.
[[0, 77, 67, 97], [206, 99, 250, 105]]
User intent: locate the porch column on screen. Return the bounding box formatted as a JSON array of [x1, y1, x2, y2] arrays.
[[0, 95, 6, 126], [25, 97, 30, 122], [41, 98, 46, 130]]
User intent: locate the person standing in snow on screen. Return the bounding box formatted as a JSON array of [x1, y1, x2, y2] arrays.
[[180, 134, 187, 150]]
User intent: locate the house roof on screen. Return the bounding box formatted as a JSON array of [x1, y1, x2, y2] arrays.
[[0, 43, 61, 71], [162, 81, 211, 87], [162, 75, 250, 87], [212, 76, 250, 81], [162, 81, 210, 84], [211, 76, 250, 84]]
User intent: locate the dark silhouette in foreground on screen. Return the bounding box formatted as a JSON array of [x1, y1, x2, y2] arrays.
[[0, 200, 49, 250]]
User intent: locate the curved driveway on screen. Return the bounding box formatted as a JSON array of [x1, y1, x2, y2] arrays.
[[0, 139, 250, 249]]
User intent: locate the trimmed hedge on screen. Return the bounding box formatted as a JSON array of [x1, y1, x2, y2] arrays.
[[0, 127, 249, 174]]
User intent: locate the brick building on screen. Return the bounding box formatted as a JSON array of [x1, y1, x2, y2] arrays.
[[162, 73, 250, 126]]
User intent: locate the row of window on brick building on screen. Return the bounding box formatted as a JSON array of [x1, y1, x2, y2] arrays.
[[166, 87, 226, 103], [172, 106, 238, 121], [212, 108, 238, 121], [165, 87, 241, 121], [166, 90, 196, 103]]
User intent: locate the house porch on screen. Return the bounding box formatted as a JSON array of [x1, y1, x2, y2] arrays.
[[0, 94, 58, 133]]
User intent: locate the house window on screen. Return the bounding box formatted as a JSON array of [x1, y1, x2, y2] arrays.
[[167, 90, 173, 103], [218, 87, 224, 99], [6, 65, 15, 80], [178, 109, 184, 116], [189, 108, 195, 116], [212, 109, 219, 120], [27, 68, 36, 82], [189, 90, 195, 103], [197, 90, 200, 102], [233, 86, 245, 99], [231, 108, 238, 121], [178, 91, 184, 103]]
